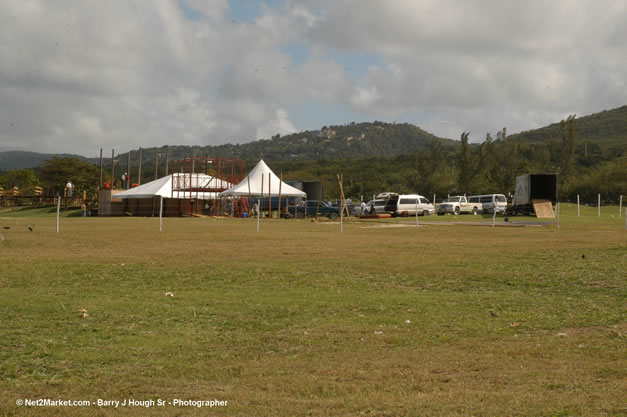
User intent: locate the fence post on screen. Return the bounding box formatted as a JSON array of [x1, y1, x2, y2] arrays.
[[577, 194, 580, 217], [56, 196, 60, 233], [598, 193, 601, 217], [619, 195, 623, 218], [415, 199, 419, 228]]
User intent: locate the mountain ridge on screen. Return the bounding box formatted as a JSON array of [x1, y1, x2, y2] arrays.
[[1, 105, 625, 171]]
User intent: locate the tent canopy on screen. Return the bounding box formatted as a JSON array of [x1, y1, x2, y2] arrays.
[[218, 160, 306, 198], [116, 173, 230, 200]]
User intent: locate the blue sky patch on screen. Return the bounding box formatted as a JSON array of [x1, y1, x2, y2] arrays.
[[178, 0, 204, 20], [327, 51, 385, 84], [227, 0, 284, 23], [279, 41, 310, 67]]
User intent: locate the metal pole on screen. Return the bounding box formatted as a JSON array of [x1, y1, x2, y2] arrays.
[[159, 196, 163, 232], [164, 150, 169, 176], [598, 193, 601, 217], [340, 198, 343, 233], [56, 196, 60, 233], [127, 151, 131, 189], [339, 174, 343, 232], [268, 172, 272, 218], [557, 202, 560, 229], [492, 206, 496, 227], [619, 195, 623, 218], [257, 198, 260, 232], [99, 148, 103, 188], [278, 173, 283, 219], [111, 149, 115, 189], [415, 198, 418, 227], [138, 148, 143, 185], [577, 194, 580, 217]]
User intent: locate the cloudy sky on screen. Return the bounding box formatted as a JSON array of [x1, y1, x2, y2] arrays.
[[1, 0, 626, 156]]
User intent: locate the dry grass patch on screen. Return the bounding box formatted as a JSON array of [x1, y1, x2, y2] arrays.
[[0, 211, 625, 416]]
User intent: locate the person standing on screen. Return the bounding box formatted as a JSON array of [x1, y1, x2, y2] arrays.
[[66, 181, 74, 198]]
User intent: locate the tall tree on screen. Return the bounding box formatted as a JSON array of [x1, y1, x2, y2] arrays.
[[38, 157, 100, 196], [1, 169, 39, 194], [411, 139, 451, 196], [558, 115, 577, 187], [488, 128, 523, 193], [457, 132, 478, 193]]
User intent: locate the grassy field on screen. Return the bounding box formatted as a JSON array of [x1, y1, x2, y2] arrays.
[[0, 206, 625, 416]]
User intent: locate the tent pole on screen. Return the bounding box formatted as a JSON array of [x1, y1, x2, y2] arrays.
[[268, 173, 272, 218], [247, 175, 251, 217], [260, 173, 264, 222], [278, 173, 282, 219]]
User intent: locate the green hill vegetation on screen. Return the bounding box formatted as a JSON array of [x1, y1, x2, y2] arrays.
[[0, 151, 85, 172], [1, 106, 625, 204], [510, 105, 627, 161]]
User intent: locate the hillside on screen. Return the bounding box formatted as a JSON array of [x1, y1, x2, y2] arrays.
[[0, 151, 85, 172], [2, 105, 626, 172], [509, 105, 627, 157], [106, 121, 456, 166]]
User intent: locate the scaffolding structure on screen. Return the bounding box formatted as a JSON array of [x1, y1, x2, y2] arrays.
[[170, 157, 244, 216]]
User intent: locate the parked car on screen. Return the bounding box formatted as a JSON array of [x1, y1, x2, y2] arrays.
[[290, 200, 340, 219], [350, 200, 372, 216], [436, 195, 481, 215], [395, 194, 434, 216]]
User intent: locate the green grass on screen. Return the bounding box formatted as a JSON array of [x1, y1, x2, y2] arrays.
[[0, 207, 625, 416], [0, 205, 83, 218]]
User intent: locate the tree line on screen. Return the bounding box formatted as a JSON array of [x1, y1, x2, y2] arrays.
[[272, 116, 625, 204], [1, 116, 624, 204]]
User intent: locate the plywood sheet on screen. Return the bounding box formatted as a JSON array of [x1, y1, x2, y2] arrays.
[[532, 199, 555, 218]]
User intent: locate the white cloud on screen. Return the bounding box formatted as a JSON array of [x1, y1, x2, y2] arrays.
[[305, 0, 627, 140], [0, 0, 625, 156]]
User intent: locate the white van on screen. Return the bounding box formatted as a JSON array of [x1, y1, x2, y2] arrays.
[[469, 194, 508, 214], [395, 194, 434, 216]]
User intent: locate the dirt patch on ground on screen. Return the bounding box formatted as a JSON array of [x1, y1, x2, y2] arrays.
[[554, 324, 626, 338]]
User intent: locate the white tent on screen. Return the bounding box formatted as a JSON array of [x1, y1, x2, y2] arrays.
[[218, 160, 306, 198], [116, 173, 231, 200]]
